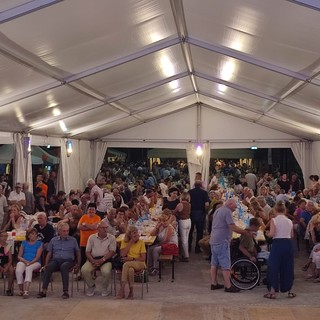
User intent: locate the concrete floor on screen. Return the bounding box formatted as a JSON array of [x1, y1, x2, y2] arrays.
[[1, 243, 320, 320]]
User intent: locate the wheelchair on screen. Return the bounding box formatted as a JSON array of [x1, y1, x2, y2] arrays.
[[230, 238, 268, 290]]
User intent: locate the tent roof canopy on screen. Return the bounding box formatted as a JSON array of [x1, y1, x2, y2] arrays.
[[0, 0, 320, 146]]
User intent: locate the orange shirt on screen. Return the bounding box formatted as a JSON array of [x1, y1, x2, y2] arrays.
[[36, 182, 48, 199], [78, 214, 101, 247]]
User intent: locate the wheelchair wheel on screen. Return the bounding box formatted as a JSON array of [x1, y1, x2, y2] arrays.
[[230, 258, 260, 290]]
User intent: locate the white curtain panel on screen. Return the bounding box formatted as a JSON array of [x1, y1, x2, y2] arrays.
[[290, 142, 312, 189], [90, 141, 108, 179], [13, 133, 33, 189], [57, 139, 92, 193], [78, 140, 91, 190], [186, 142, 210, 189]]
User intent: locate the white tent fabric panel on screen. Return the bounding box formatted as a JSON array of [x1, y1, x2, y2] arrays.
[[200, 97, 264, 122], [290, 142, 312, 189], [107, 107, 198, 142], [83, 45, 187, 97], [0, 0, 319, 142], [197, 79, 270, 113], [190, 46, 294, 97], [13, 133, 33, 191], [184, 0, 320, 71], [117, 77, 195, 113], [91, 141, 108, 180], [1, 0, 177, 74], [201, 107, 301, 142], [57, 139, 92, 192]]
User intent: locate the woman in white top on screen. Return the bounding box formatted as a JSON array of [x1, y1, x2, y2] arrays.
[[264, 201, 296, 299], [148, 212, 178, 274]]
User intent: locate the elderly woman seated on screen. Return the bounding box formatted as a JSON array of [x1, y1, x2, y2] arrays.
[[2, 203, 26, 231], [16, 228, 43, 298], [147, 212, 178, 275], [116, 225, 146, 300]]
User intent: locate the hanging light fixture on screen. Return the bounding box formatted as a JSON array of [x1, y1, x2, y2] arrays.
[[196, 144, 203, 156], [66, 139, 73, 157]]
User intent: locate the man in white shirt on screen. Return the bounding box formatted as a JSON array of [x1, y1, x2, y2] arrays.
[[81, 221, 116, 297], [8, 182, 26, 208]]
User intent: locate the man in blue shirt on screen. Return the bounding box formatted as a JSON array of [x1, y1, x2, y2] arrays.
[[38, 222, 81, 299], [210, 199, 251, 292]]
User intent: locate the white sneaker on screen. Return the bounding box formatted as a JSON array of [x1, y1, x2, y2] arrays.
[[101, 290, 109, 297], [86, 286, 95, 296]]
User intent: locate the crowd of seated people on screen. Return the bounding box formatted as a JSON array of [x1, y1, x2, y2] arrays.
[[1, 161, 320, 297]]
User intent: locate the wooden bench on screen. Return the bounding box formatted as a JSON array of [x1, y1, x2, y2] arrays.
[[158, 254, 175, 282]]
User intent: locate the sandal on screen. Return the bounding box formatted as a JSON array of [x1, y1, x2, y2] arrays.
[[287, 292, 296, 298], [263, 293, 276, 299]]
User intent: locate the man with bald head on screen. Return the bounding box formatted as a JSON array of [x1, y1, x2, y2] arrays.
[[209, 198, 252, 293], [81, 220, 116, 297]]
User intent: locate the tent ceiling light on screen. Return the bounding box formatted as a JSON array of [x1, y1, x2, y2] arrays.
[[196, 145, 203, 156], [66, 140, 73, 157]]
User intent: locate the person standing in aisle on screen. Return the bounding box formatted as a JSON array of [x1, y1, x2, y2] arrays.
[[188, 180, 209, 253], [210, 198, 252, 293], [263, 201, 296, 299]]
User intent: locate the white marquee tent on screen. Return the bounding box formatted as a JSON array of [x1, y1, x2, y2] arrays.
[[0, 0, 320, 191]]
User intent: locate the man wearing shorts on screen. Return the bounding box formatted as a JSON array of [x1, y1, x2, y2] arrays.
[[209, 198, 251, 292]]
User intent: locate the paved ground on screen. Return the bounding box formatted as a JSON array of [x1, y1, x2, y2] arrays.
[[1, 241, 319, 320]]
